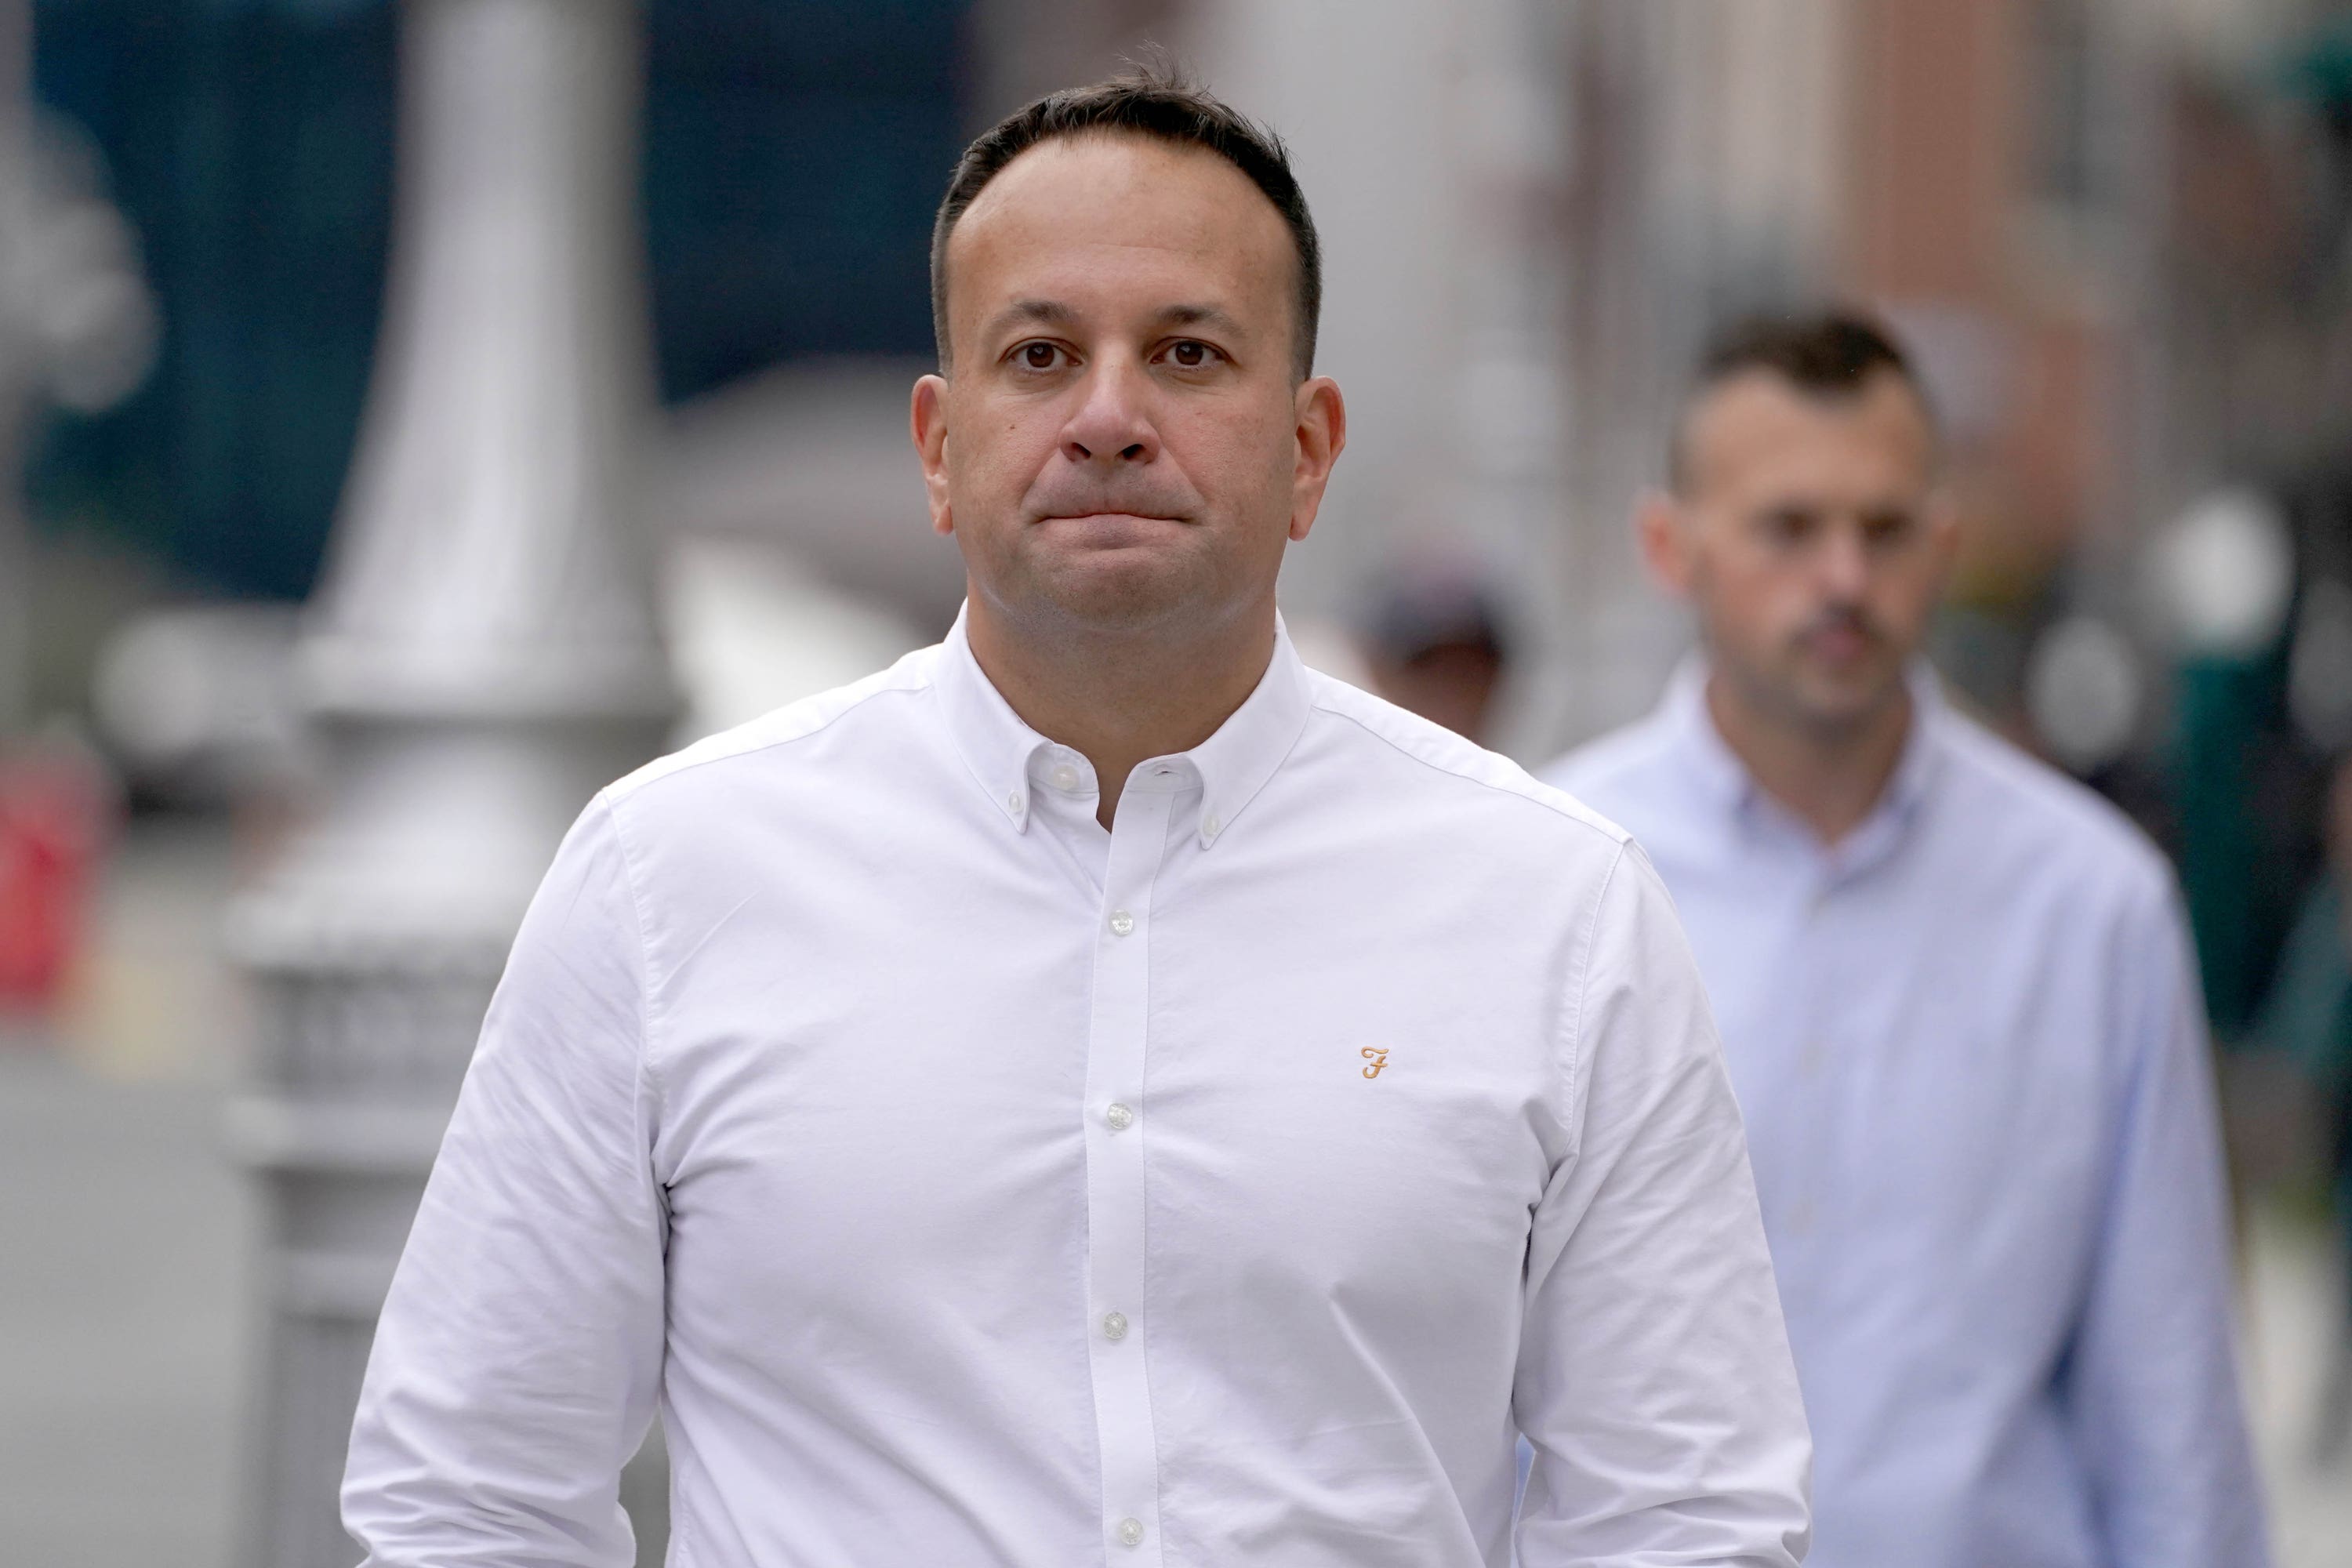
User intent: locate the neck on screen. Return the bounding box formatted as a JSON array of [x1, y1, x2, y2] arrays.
[[1704, 668, 1915, 847], [966, 597, 1276, 829]]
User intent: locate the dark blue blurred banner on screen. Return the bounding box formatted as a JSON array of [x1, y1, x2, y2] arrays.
[[27, 0, 971, 600]]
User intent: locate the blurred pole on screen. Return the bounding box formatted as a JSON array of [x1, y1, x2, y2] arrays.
[[1446, 0, 1575, 756], [224, 0, 674, 1563], [0, 0, 31, 739]]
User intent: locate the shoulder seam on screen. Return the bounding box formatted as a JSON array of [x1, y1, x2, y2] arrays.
[[1560, 838, 1627, 1161], [588, 791, 667, 1192]]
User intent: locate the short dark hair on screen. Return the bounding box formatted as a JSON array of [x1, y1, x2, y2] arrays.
[[1670, 310, 1936, 488], [929, 67, 1322, 381]]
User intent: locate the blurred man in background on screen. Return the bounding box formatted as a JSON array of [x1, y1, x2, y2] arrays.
[[1359, 557, 1514, 746], [1548, 312, 2270, 1568]]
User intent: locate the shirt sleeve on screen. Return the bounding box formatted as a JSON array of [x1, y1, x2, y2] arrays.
[[1514, 841, 1813, 1566], [2061, 875, 2272, 1568], [343, 794, 667, 1567]]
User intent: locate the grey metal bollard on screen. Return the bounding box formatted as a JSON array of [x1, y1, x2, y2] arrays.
[[225, 2, 676, 1563]]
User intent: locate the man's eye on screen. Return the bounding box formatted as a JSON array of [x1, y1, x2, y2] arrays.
[[1167, 340, 1214, 368], [1861, 511, 1914, 547], [1019, 342, 1062, 370]]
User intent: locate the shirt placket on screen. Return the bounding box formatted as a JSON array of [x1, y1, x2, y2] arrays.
[[1778, 841, 1836, 1288], [1082, 776, 1174, 1563]]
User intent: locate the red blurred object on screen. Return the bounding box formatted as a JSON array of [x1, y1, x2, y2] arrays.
[[0, 746, 111, 1014]]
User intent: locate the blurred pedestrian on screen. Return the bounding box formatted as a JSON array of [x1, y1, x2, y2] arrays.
[[1359, 556, 1514, 744], [342, 72, 1810, 1566], [1548, 310, 2270, 1568]]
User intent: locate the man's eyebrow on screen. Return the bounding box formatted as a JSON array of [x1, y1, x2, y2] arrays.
[[981, 299, 1247, 342], [1160, 303, 1242, 335], [983, 299, 1076, 339]]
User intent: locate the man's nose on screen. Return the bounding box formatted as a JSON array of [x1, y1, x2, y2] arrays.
[[1062, 357, 1159, 466], [1817, 521, 1873, 599]]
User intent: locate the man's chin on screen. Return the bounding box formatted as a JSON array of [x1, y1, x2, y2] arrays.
[[1019, 552, 1210, 636], [1785, 661, 1907, 736]]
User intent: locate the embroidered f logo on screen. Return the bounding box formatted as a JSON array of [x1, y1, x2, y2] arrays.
[[1360, 1047, 1390, 1080]]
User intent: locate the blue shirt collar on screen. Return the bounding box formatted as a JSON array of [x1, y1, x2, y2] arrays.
[[1660, 652, 1947, 862]]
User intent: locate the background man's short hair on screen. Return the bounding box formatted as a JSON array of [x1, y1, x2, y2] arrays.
[[1671, 310, 1937, 488], [929, 67, 1322, 381]]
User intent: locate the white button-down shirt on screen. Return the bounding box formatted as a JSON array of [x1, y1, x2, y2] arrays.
[[1548, 662, 2269, 1568], [344, 615, 1811, 1567]]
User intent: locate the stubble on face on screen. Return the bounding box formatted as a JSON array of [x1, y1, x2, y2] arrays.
[[1678, 372, 1946, 742], [930, 135, 1305, 651]]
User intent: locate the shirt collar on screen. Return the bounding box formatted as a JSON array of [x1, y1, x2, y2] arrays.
[[1659, 652, 1947, 844], [932, 605, 1312, 851]]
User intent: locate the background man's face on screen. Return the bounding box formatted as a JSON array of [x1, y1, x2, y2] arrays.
[[1651, 368, 1955, 737], [914, 134, 1337, 646]]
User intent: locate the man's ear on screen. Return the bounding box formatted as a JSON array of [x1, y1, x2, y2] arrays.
[[911, 374, 954, 536], [1636, 488, 1697, 599], [1287, 376, 1347, 543]]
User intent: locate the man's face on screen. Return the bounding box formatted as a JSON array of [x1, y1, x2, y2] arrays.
[[1646, 368, 1955, 738], [912, 134, 1344, 647]]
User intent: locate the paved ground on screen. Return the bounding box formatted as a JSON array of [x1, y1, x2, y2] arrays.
[[2, 817, 2348, 1566], [2247, 1201, 2352, 1568]]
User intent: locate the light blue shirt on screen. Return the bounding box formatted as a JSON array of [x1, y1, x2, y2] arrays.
[[1546, 662, 2269, 1568]]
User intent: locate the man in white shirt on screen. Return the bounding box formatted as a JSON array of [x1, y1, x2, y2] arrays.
[[1548, 312, 2269, 1568], [343, 73, 1811, 1566]]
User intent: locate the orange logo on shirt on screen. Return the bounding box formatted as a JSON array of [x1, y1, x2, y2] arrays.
[[1360, 1047, 1390, 1080]]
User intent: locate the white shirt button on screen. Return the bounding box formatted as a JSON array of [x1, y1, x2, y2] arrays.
[[1102, 1310, 1129, 1341], [1202, 813, 1221, 839], [1006, 791, 1023, 815], [1116, 1517, 1145, 1548], [1108, 909, 1134, 937], [1050, 764, 1079, 790], [1105, 1102, 1134, 1131]]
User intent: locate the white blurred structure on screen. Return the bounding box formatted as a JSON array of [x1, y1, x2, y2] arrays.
[[2150, 486, 2298, 659], [223, 2, 674, 1562]]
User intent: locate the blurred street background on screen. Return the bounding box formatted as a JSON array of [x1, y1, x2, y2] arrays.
[[5, 0, 2352, 1564]]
